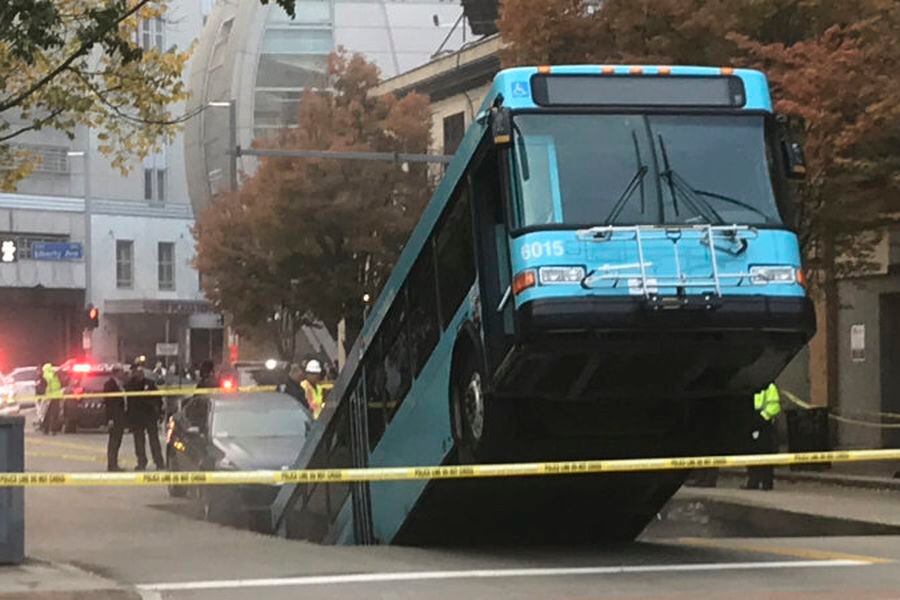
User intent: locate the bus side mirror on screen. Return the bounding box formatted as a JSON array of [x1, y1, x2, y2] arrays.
[[782, 140, 807, 180], [491, 107, 512, 146], [776, 113, 807, 180]]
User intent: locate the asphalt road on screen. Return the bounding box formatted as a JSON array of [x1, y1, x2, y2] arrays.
[[16, 412, 900, 600]]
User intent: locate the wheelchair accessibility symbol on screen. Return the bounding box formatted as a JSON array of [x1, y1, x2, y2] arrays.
[[512, 81, 530, 98]]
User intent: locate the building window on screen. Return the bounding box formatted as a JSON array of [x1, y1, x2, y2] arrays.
[[144, 167, 166, 203], [140, 18, 165, 51], [0, 144, 70, 174], [443, 112, 465, 156], [158, 242, 175, 291], [116, 240, 134, 289]]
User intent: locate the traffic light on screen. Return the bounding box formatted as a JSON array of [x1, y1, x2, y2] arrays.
[[85, 305, 100, 329]]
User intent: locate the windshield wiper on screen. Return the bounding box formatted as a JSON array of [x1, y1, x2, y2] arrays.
[[656, 134, 726, 225], [692, 189, 773, 223], [604, 131, 648, 225]]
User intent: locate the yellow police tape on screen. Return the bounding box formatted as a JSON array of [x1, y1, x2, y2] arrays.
[[782, 390, 900, 429], [14, 385, 278, 403], [12, 382, 334, 404], [6, 448, 900, 487]]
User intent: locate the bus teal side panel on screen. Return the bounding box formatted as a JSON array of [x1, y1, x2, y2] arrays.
[[366, 288, 478, 543]]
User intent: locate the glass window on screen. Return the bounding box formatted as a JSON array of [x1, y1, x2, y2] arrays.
[[443, 112, 465, 156], [510, 114, 783, 228], [210, 18, 234, 68], [157, 168, 166, 203], [144, 168, 153, 201], [256, 54, 328, 89], [261, 28, 332, 54], [139, 18, 165, 51], [435, 188, 476, 328], [364, 346, 386, 451], [253, 90, 303, 127], [211, 407, 306, 438], [407, 246, 440, 377], [158, 242, 175, 291], [116, 240, 133, 289], [381, 291, 410, 421], [144, 167, 166, 203]]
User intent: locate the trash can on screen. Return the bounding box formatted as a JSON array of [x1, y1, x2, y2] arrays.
[[0, 416, 24, 564], [785, 408, 830, 471]]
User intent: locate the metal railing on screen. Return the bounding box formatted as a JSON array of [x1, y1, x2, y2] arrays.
[[577, 224, 758, 298]]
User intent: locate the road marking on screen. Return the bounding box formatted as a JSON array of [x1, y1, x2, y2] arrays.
[[676, 537, 894, 565], [137, 559, 870, 592]]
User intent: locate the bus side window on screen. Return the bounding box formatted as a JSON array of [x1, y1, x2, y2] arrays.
[[381, 288, 411, 422], [435, 187, 476, 329], [364, 344, 386, 450], [407, 243, 440, 377]]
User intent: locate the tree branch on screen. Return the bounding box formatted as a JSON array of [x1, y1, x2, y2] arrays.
[[0, 0, 153, 114], [0, 107, 67, 143], [67, 66, 205, 126]]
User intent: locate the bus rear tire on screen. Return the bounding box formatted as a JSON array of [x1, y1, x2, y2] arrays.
[[452, 354, 513, 464]]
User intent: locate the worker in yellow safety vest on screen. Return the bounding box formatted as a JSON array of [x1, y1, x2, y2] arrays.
[[300, 359, 325, 419], [744, 383, 781, 491]]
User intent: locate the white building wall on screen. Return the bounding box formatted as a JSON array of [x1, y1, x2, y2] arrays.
[[90, 215, 202, 307]]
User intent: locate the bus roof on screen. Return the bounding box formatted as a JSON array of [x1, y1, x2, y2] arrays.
[[492, 65, 772, 112]]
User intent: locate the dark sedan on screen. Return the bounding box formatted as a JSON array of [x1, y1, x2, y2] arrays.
[[165, 391, 310, 530], [61, 365, 117, 433]]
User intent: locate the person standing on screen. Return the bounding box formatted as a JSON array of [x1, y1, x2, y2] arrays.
[[300, 360, 325, 419], [196, 360, 217, 390], [125, 363, 165, 471], [104, 366, 127, 471], [39, 363, 62, 435], [744, 382, 781, 491]]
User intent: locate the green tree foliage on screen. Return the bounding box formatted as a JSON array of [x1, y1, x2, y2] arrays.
[[0, 0, 192, 190], [194, 51, 433, 359]]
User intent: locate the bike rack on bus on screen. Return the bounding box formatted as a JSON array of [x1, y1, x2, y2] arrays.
[[577, 224, 758, 300]]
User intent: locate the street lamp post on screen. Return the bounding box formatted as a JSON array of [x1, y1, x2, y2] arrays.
[[67, 148, 92, 356], [207, 100, 238, 192]]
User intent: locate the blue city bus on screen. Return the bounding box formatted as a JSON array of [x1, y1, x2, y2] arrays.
[[272, 65, 815, 545]]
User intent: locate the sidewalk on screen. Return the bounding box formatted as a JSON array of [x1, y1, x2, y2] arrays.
[[0, 559, 137, 599], [681, 474, 900, 531], [719, 460, 900, 492]]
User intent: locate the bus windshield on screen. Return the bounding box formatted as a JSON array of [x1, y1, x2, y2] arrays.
[[510, 113, 782, 228]]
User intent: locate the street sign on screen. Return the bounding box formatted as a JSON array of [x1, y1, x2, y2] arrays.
[[32, 242, 83, 261], [0, 240, 17, 263], [156, 342, 179, 357]]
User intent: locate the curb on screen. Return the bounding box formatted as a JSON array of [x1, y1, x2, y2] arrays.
[[774, 470, 900, 492], [716, 468, 900, 492]]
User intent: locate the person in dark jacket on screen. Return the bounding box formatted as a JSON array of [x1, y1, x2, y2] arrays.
[[196, 359, 217, 390], [125, 363, 164, 471], [104, 366, 127, 471]]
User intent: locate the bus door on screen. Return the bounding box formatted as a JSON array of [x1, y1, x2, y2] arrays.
[[471, 145, 515, 375], [348, 376, 375, 544]]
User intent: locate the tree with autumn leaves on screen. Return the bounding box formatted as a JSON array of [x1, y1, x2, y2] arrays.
[[499, 0, 900, 405], [194, 51, 432, 360]]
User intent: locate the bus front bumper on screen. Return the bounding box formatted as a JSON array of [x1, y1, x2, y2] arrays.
[[494, 294, 815, 401]]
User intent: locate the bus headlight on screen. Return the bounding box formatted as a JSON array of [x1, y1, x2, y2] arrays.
[[538, 266, 586, 285], [750, 266, 796, 285]]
